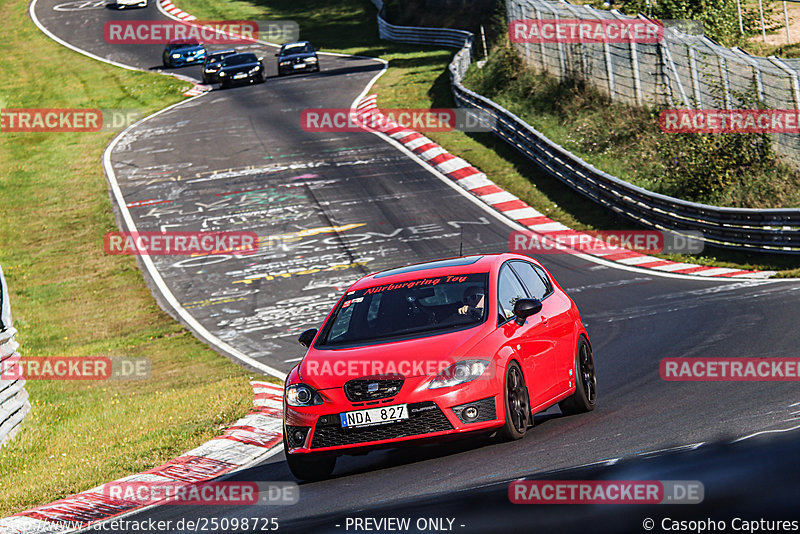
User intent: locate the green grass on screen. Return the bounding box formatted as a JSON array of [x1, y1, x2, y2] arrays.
[[0, 0, 279, 516], [171, 0, 800, 277]]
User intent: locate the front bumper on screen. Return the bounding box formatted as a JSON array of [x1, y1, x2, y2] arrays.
[[170, 54, 204, 66], [284, 376, 503, 455], [221, 72, 260, 85], [278, 61, 316, 74]]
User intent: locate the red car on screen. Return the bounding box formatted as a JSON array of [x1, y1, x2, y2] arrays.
[[282, 253, 596, 480]]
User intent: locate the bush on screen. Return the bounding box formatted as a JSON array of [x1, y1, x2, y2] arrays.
[[657, 130, 777, 202], [464, 42, 522, 94], [620, 0, 760, 46]]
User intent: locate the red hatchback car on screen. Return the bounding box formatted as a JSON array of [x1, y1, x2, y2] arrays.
[[282, 254, 596, 480]]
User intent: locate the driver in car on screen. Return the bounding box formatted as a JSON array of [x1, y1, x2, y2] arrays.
[[453, 286, 485, 321]]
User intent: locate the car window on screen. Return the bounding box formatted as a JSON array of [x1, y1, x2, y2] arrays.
[[317, 272, 489, 347], [223, 54, 257, 66], [510, 261, 550, 300], [281, 43, 312, 55], [497, 264, 529, 322]]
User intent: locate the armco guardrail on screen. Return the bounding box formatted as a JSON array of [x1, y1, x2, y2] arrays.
[[0, 265, 30, 446], [370, 1, 800, 254]]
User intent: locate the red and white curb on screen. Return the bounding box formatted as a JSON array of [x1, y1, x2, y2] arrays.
[[355, 95, 773, 280], [159, 0, 195, 21], [182, 83, 211, 97], [0, 381, 284, 534]]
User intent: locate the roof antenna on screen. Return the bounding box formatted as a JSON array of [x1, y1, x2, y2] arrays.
[[459, 227, 463, 257]]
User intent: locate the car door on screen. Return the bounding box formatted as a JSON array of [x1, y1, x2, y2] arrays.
[[496, 262, 557, 409], [510, 261, 575, 395]]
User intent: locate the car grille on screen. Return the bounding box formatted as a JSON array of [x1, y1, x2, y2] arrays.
[[310, 402, 453, 449], [344, 378, 403, 402]]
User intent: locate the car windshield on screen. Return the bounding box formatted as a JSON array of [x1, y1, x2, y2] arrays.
[[223, 54, 257, 66], [317, 272, 489, 347], [222, 54, 258, 67], [207, 52, 233, 62], [281, 43, 312, 56], [170, 41, 199, 48]]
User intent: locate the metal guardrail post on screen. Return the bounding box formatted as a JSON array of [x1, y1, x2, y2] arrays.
[[585, 6, 617, 99], [0, 265, 31, 447], [768, 56, 800, 110], [660, 33, 691, 107], [688, 45, 703, 107], [731, 47, 766, 103], [718, 54, 733, 109]]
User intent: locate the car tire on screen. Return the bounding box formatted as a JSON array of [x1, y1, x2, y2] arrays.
[[284, 434, 336, 481], [498, 361, 531, 441], [559, 335, 596, 415]]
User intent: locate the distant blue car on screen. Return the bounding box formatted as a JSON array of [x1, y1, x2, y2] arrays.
[[162, 39, 206, 68]]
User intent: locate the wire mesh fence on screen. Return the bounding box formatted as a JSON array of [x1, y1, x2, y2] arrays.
[[508, 0, 800, 161]]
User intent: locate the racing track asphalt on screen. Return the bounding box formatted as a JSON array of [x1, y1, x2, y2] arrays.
[[32, 0, 800, 531]]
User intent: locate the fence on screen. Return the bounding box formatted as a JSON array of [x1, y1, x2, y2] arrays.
[[507, 0, 800, 161], [0, 265, 30, 446], [369, 0, 800, 253]]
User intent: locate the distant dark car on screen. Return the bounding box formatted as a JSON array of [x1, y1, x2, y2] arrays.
[[218, 53, 266, 88], [202, 49, 237, 84], [276, 41, 319, 76], [162, 40, 206, 68]]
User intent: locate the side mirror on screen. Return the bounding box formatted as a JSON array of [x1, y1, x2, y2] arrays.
[[257, 57, 264, 61], [298, 328, 318, 348], [513, 298, 542, 326]]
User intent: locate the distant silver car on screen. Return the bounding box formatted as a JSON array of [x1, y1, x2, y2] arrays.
[[115, 0, 147, 8]]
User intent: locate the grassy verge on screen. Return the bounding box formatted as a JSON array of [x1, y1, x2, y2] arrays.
[[0, 0, 277, 516], [175, 0, 800, 276]]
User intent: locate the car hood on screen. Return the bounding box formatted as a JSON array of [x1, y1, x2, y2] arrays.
[[279, 52, 315, 62], [219, 62, 259, 74], [299, 326, 488, 390]]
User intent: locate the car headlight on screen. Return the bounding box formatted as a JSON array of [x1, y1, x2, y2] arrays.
[[428, 360, 489, 389], [304, 57, 318, 63], [219, 71, 226, 76], [286, 384, 324, 407], [249, 65, 261, 73], [171, 53, 180, 58], [279, 61, 290, 66]]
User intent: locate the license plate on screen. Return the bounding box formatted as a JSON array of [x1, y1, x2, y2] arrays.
[[233, 73, 247, 79], [293, 63, 306, 69], [340, 404, 408, 428]]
